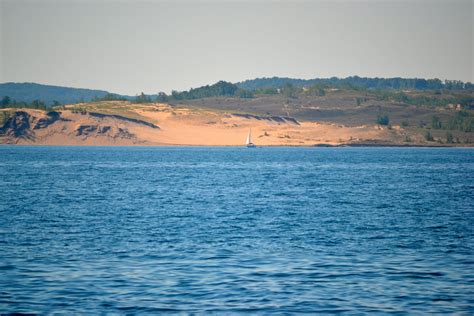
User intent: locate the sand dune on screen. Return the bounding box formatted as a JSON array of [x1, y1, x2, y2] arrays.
[[0, 102, 428, 146]]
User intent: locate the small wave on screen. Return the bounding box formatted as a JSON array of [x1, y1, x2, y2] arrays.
[[387, 271, 444, 279], [0, 264, 15, 271]]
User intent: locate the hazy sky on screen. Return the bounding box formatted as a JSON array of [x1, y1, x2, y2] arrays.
[[1, 0, 472, 94]]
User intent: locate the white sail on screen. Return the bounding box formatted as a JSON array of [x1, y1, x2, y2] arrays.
[[246, 129, 252, 145]]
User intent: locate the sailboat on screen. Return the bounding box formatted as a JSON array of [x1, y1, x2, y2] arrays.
[[246, 129, 256, 148]]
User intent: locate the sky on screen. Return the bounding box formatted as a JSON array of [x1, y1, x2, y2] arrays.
[[0, 0, 472, 95]]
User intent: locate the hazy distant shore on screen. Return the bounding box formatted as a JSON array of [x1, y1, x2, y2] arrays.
[[1, 102, 472, 147]]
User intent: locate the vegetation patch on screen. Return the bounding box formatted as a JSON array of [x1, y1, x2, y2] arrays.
[[0, 110, 14, 126]]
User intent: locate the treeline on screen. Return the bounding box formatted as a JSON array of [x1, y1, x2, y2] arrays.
[[423, 130, 466, 144], [253, 83, 326, 98], [429, 111, 474, 132], [0, 82, 109, 105], [373, 90, 474, 108], [166, 81, 256, 101], [3, 78, 472, 109], [376, 111, 473, 132], [237, 76, 474, 91], [91, 93, 128, 102], [0, 96, 59, 110], [170, 81, 239, 100], [90, 92, 156, 104], [0, 81, 254, 107], [128, 81, 254, 103]]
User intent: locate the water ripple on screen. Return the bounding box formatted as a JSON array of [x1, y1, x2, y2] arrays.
[[0, 146, 473, 313]]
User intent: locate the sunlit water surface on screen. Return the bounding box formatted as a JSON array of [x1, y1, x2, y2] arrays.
[[0, 146, 473, 313]]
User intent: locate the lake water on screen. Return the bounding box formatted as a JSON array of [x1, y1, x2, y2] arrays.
[[0, 146, 473, 314]]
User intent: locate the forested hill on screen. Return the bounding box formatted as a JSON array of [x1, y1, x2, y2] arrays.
[[236, 76, 474, 91], [1, 76, 473, 107], [0, 82, 110, 105]]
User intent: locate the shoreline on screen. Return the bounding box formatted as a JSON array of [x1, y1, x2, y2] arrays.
[[1, 143, 473, 148], [2, 106, 472, 148]]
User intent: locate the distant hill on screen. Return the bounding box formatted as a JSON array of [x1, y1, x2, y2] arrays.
[[236, 76, 473, 91], [1, 76, 473, 107], [0, 82, 111, 105]]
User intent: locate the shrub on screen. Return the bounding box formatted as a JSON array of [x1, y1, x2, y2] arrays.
[[446, 132, 454, 143], [425, 131, 434, 141], [377, 115, 390, 126], [431, 115, 442, 129]]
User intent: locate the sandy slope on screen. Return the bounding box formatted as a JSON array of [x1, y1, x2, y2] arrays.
[[134, 106, 398, 146], [0, 102, 424, 146]]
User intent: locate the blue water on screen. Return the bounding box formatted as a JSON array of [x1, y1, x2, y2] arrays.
[[0, 146, 473, 314]]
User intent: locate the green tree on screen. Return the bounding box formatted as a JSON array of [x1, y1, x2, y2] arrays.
[[31, 99, 46, 109], [282, 83, 297, 98], [168, 81, 239, 100], [425, 131, 434, 141], [171, 90, 181, 100], [431, 116, 442, 129], [1, 96, 11, 107], [96, 93, 126, 102], [446, 111, 473, 132], [236, 89, 253, 98], [377, 115, 389, 126], [446, 132, 454, 143], [156, 92, 168, 102], [306, 84, 326, 96], [135, 92, 152, 103], [393, 92, 409, 103]]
